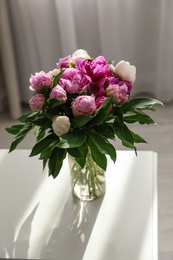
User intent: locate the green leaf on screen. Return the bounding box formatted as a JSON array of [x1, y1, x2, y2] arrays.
[[43, 159, 48, 171], [130, 131, 147, 144], [71, 115, 93, 128], [27, 112, 51, 127], [44, 112, 54, 120], [75, 142, 88, 168], [75, 157, 86, 168], [18, 111, 34, 123], [67, 147, 83, 158], [9, 124, 33, 152], [48, 147, 66, 178], [53, 70, 64, 87], [121, 97, 164, 113], [87, 136, 107, 171], [123, 114, 155, 124], [75, 143, 89, 168], [91, 123, 115, 139], [5, 124, 25, 135], [47, 98, 65, 109], [113, 120, 136, 152], [111, 106, 124, 124], [36, 127, 46, 142], [78, 142, 88, 158], [61, 103, 73, 118], [89, 132, 116, 163], [30, 133, 59, 157], [39, 139, 60, 160], [89, 96, 113, 126], [56, 130, 86, 149]]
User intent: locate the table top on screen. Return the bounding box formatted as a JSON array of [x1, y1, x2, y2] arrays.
[[0, 149, 158, 260]]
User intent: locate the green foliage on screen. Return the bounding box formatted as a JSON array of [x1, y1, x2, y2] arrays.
[[87, 135, 107, 171], [52, 70, 64, 87], [88, 132, 116, 163], [48, 147, 66, 178], [56, 130, 86, 149], [121, 97, 163, 113], [6, 96, 163, 178], [7, 124, 33, 152], [30, 133, 59, 157], [89, 96, 113, 125]]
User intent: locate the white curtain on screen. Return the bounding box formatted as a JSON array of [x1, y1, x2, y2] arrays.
[[3, 0, 173, 108]]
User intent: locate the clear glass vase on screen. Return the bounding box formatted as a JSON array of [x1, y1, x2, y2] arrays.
[[68, 151, 106, 201]]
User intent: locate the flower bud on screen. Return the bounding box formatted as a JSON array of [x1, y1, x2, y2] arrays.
[[29, 94, 45, 111], [56, 55, 71, 69], [70, 49, 91, 65], [106, 84, 129, 104], [115, 60, 136, 83], [50, 85, 67, 101], [52, 116, 71, 136], [72, 95, 97, 116], [29, 71, 52, 92]]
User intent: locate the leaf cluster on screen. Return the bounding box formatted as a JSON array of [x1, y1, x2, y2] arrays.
[[6, 96, 163, 178]]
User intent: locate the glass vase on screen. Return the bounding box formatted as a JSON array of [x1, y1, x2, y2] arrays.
[[68, 151, 106, 201]]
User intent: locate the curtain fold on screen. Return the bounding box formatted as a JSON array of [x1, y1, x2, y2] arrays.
[[3, 0, 173, 107], [0, 0, 21, 118], [0, 59, 7, 114]]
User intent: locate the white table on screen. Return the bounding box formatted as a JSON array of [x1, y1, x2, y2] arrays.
[[0, 149, 158, 260]]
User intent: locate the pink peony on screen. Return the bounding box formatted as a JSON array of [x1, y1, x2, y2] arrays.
[[52, 116, 71, 136], [106, 84, 129, 104], [95, 96, 107, 108], [95, 96, 112, 112], [56, 55, 71, 69], [29, 71, 52, 92], [29, 94, 45, 111], [76, 56, 111, 89], [105, 76, 132, 93], [114, 60, 136, 83], [72, 95, 97, 116], [50, 85, 67, 101], [59, 68, 90, 94]]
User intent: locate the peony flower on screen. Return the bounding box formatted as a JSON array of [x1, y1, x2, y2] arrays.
[[95, 96, 107, 108], [95, 96, 112, 112], [59, 68, 90, 94], [70, 49, 91, 65], [29, 71, 52, 92], [52, 116, 71, 136], [50, 85, 67, 101], [76, 56, 111, 89], [56, 55, 71, 69], [72, 95, 97, 116], [114, 60, 136, 83], [105, 76, 132, 93], [29, 94, 45, 111], [106, 84, 129, 104]]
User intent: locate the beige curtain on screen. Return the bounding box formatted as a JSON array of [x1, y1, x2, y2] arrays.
[[0, 58, 7, 114], [1, 0, 173, 119], [0, 0, 21, 118]]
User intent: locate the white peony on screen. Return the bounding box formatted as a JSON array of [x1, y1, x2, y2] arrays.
[[49, 69, 61, 78], [114, 60, 136, 83], [70, 49, 91, 64], [52, 116, 71, 136]]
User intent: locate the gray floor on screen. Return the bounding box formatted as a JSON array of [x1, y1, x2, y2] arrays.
[[0, 102, 173, 260]]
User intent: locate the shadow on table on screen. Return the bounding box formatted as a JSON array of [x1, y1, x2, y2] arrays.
[[40, 194, 104, 260], [14, 203, 39, 258], [0, 203, 39, 259]]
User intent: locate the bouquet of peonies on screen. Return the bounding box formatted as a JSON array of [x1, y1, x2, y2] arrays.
[[6, 49, 163, 178]]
